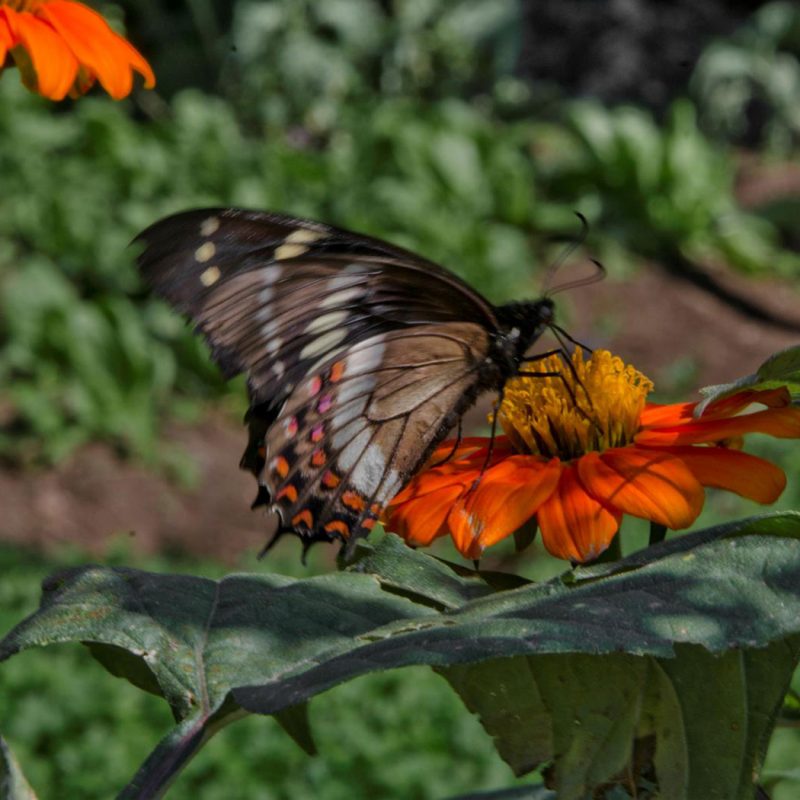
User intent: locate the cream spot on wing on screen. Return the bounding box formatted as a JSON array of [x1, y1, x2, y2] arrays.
[[300, 328, 348, 360], [321, 286, 362, 308], [376, 468, 404, 503], [337, 374, 375, 407], [343, 335, 386, 378], [350, 443, 387, 494], [200, 266, 221, 286], [286, 228, 324, 244], [307, 346, 348, 377], [199, 216, 220, 237], [305, 310, 349, 335], [337, 428, 372, 472], [272, 361, 285, 378], [195, 241, 216, 263], [275, 243, 308, 260], [267, 337, 282, 356], [332, 419, 367, 451], [330, 396, 368, 431], [260, 315, 280, 339], [327, 269, 367, 293]]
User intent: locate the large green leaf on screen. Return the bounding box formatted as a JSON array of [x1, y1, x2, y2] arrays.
[[2, 515, 800, 797]]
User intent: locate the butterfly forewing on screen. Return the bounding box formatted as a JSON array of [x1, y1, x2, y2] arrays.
[[133, 207, 541, 555]]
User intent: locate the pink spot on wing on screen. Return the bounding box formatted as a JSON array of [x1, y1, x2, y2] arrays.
[[308, 376, 323, 397], [317, 395, 333, 414], [310, 423, 325, 443], [286, 416, 299, 437]]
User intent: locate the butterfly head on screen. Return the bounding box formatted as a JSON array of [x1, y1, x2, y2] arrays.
[[495, 298, 555, 368]]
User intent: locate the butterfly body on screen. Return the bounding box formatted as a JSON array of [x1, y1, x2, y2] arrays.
[[134, 208, 555, 556]]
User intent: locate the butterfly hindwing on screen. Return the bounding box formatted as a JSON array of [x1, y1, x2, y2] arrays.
[[253, 324, 492, 550]]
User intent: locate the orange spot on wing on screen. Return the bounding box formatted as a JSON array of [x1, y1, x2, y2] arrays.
[[276, 484, 298, 503], [362, 517, 377, 531], [324, 520, 351, 538], [322, 471, 340, 489], [311, 449, 326, 467], [292, 510, 314, 529], [330, 361, 345, 383], [272, 456, 290, 479], [342, 491, 367, 512]]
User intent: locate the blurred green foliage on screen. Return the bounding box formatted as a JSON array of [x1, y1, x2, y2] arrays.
[[536, 99, 799, 275], [225, 0, 524, 131], [692, 1, 800, 154]]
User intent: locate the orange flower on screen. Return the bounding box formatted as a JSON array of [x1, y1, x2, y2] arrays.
[[385, 350, 800, 563], [0, 0, 154, 100]]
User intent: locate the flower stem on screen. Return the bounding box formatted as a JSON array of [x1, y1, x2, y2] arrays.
[[592, 531, 622, 564], [649, 522, 667, 546]]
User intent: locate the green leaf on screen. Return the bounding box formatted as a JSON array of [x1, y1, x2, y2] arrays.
[[3, 520, 800, 796], [347, 534, 498, 608], [0, 735, 38, 800], [695, 344, 800, 414], [440, 658, 554, 777], [443, 642, 800, 798]]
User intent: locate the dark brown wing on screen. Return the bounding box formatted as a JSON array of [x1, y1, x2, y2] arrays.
[[134, 208, 500, 553]]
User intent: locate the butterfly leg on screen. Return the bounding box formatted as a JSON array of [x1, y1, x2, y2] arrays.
[[429, 418, 463, 467]]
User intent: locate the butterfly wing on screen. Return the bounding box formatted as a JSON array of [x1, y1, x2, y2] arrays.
[[253, 322, 492, 551], [134, 208, 501, 552]]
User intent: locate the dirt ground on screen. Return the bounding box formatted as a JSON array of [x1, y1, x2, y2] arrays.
[[2, 168, 798, 562]]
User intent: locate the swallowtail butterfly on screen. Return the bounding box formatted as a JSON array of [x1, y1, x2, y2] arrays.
[[135, 209, 557, 556]]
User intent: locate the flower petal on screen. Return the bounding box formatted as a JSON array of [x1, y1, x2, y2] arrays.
[[39, 0, 154, 99], [635, 405, 800, 446], [536, 464, 621, 562], [642, 445, 786, 504], [447, 456, 562, 558], [387, 483, 465, 547], [0, 11, 14, 63], [638, 400, 696, 428], [578, 448, 704, 529], [639, 388, 791, 430], [7, 8, 77, 99]]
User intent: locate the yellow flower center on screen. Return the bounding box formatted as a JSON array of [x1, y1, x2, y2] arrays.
[[497, 348, 653, 460]]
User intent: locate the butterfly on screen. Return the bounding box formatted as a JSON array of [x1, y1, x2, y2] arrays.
[[134, 208, 556, 557]]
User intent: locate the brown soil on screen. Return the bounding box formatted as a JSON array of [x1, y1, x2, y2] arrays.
[[2, 167, 799, 563]]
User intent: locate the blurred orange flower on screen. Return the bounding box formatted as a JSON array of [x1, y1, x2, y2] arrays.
[[385, 349, 800, 563], [0, 0, 154, 100]]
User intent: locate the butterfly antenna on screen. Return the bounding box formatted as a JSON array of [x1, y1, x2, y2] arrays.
[[548, 258, 606, 296], [542, 212, 590, 295]]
